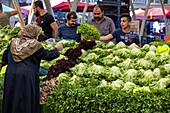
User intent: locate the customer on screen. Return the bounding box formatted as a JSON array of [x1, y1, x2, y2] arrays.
[[2, 24, 63, 113], [100, 13, 140, 46], [88, 4, 115, 36], [0, 3, 18, 27], [58, 11, 81, 42], [33, 0, 58, 38]]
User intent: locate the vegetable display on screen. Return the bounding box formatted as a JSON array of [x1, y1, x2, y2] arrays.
[[77, 23, 100, 40]]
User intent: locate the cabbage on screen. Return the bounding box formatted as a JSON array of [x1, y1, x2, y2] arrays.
[[153, 78, 170, 89], [136, 58, 155, 70], [87, 63, 105, 76], [114, 48, 130, 58], [153, 68, 161, 77], [142, 44, 150, 51], [105, 41, 115, 49], [79, 52, 99, 62], [144, 51, 157, 61], [99, 80, 110, 87], [100, 55, 121, 66], [149, 45, 157, 52], [123, 69, 138, 83], [115, 42, 126, 49], [57, 73, 71, 82], [70, 63, 87, 76], [111, 79, 124, 90], [139, 70, 159, 86], [117, 58, 133, 69], [123, 82, 137, 90], [107, 66, 122, 80], [130, 48, 142, 58], [128, 43, 139, 49], [164, 64, 170, 73], [158, 54, 170, 65], [162, 44, 169, 48]]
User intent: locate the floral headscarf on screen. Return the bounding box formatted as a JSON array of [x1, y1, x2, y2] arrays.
[[10, 24, 43, 62]]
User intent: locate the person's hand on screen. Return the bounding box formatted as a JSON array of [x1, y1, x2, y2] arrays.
[[55, 44, 63, 50]]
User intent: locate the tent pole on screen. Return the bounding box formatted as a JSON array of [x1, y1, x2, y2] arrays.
[[28, 0, 35, 24], [130, 0, 136, 20], [139, 0, 151, 42], [160, 0, 168, 33], [12, 0, 25, 28], [43, 0, 54, 17]]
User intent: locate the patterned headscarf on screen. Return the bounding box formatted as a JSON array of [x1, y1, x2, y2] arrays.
[[10, 24, 43, 62]]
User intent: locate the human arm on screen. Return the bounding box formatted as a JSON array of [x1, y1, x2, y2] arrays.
[[10, 10, 18, 16], [35, 44, 63, 61], [50, 22, 58, 38], [100, 34, 113, 41]]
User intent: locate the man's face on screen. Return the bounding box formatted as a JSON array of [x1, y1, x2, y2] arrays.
[[33, 5, 40, 17], [93, 8, 103, 21], [67, 18, 77, 27], [120, 17, 130, 29]]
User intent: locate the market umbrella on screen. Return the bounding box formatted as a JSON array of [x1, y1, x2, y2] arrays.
[[135, 7, 170, 20]]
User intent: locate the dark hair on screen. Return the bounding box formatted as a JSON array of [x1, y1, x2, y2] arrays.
[[34, 0, 44, 9], [92, 4, 104, 12], [120, 13, 131, 22], [0, 3, 2, 11], [67, 11, 77, 20]]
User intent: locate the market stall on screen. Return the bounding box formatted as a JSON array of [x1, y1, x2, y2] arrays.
[[1, 23, 170, 112]]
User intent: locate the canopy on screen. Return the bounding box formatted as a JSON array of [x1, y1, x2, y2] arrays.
[[52, 2, 94, 12], [130, 8, 144, 17], [20, 0, 74, 15], [2, 4, 15, 12], [135, 7, 170, 20]]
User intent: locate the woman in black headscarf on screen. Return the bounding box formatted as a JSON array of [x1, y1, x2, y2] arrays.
[[2, 24, 63, 113]]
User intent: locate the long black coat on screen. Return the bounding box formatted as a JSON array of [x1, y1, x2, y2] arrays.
[[2, 46, 59, 113]]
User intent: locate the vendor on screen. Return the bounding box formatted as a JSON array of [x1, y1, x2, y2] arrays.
[[58, 11, 81, 42], [100, 13, 141, 46]]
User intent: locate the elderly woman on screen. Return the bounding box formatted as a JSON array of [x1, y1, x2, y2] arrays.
[[2, 24, 62, 113]]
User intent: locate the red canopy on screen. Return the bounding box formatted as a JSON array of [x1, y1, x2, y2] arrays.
[[53, 2, 94, 12], [135, 7, 170, 20]]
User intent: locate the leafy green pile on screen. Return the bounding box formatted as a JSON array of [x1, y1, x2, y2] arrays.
[[44, 41, 170, 112], [77, 23, 100, 40]]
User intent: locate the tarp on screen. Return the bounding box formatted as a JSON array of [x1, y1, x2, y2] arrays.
[[20, 0, 74, 15], [135, 7, 170, 20], [130, 8, 144, 17], [2, 4, 15, 12], [52, 2, 94, 12]]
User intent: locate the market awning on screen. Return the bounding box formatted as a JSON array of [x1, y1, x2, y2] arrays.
[[135, 7, 170, 20], [52, 2, 94, 12]]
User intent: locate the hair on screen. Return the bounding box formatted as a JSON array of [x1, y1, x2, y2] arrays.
[[67, 11, 77, 20], [92, 4, 104, 12], [120, 13, 131, 22], [34, 0, 44, 9], [0, 3, 2, 11]]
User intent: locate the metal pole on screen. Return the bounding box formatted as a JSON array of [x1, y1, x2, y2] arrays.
[[43, 0, 54, 17], [160, 0, 168, 33], [130, 0, 136, 20], [139, 0, 151, 42], [12, 0, 25, 28]]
